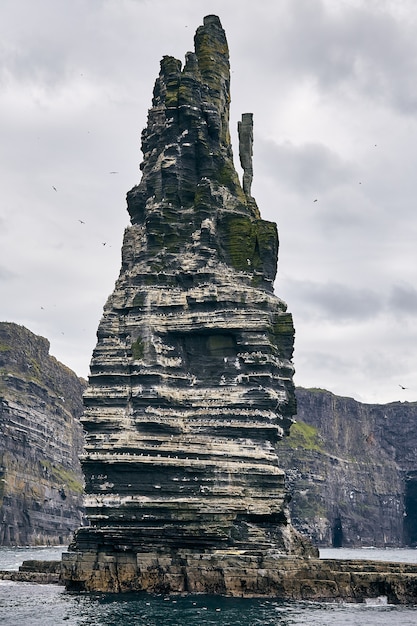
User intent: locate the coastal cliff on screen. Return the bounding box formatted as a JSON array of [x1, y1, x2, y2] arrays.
[[278, 388, 417, 548], [0, 322, 85, 545], [3, 344, 416, 552]]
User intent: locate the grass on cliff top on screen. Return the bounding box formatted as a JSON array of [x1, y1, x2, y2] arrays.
[[285, 421, 323, 452]]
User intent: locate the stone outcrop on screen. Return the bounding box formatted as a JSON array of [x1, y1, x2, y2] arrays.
[[7, 555, 417, 603], [0, 322, 86, 545], [61, 552, 417, 602], [277, 388, 417, 548], [62, 15, 316, 592]]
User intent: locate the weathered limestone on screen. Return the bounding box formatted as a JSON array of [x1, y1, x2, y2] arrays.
[[62, 15, 316, 591]]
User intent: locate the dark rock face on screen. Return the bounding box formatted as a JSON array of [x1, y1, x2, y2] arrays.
[[0, 322, 86, 545], [64, 15, 315, 591], [238, 113, 254, 197], [277, 388, 417, 548]]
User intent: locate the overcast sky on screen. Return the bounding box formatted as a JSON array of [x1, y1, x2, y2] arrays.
[[1, 0, 416, 405]]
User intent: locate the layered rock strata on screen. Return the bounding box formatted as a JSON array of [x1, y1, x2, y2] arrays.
[[6, 555, 417, 603], [61, 552, 417, 602], [63, 15, 316, 591], [277, 388, 417, 548], [238, 113, 254, 197], [0, 322, 86, 545]]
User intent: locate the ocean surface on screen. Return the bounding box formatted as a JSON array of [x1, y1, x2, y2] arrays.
[[1, 547, 417, 625]]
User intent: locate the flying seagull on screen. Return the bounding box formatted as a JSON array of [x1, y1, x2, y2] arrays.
[[52, 186, 57, 192], [78, 219, 85, 224], [399, 384, 408, 390]]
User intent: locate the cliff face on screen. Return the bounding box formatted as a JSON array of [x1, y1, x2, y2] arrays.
[[64, 15, 315, 592], [277, 388, 417, 548], [0, 322, 86, 545], [2, 321, 414, 555]]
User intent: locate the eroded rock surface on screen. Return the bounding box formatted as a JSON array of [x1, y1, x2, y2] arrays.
[[0, 322, 86, 545], [278, 388, 417, 548], [63, 15, 315, 592], [61, 551, 417, 602]]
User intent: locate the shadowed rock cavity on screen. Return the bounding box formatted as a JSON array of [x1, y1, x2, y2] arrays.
[[62, 14, 317, 594]]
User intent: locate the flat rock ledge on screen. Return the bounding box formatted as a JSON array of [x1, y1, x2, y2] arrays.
[[0, 559, 62, 584], [56, 552, 417, 603], [3, 554, 417, 603]]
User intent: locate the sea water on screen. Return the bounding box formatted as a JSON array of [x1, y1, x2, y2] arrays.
[[1, 547, 417, 625]]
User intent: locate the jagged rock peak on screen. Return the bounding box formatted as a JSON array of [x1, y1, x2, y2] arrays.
[[63, 16, 315, 593], [127, 14, 260, 226]]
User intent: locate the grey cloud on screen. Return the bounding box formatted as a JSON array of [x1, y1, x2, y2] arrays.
[[296, 350, 352, 376], [289, 279, 383, 322], [0, 266, 16, 280], [0, 1, 147, 91], [256, 138, 353, 194], [261, 0, 417, 114], [1, 3, 79, 87], [388, 283, 417, 314], [0, 0, 415, 404], [287, 279, 417, 324]]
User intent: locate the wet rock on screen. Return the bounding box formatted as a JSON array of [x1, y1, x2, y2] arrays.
[[61, 550, 417, 603]]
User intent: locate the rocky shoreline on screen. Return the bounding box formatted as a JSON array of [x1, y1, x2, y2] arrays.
[[3, 555, 417, 604], [0, 559, 61, 584]]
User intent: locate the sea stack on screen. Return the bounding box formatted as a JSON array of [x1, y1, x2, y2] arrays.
[[62, 15, 316, 594]]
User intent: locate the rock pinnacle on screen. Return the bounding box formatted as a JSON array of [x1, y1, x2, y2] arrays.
[[63, 15, 316, 594]]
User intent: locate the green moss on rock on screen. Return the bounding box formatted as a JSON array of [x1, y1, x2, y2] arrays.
[[132, 293, 145, 308], [221, 215, 258, 271], [132, 337, 145, 360], [220, 214, 278, 281], [256, 221, 278, 268], [40, 460, 84, 494], [286, 421, 323, 452], [160, 56, 182, 109], [270, 313, 295, 359]]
